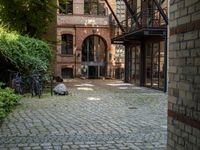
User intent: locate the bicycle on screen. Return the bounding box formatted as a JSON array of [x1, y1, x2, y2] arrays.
[[31, 73, 42, 98], [12, 73, 23, 94]]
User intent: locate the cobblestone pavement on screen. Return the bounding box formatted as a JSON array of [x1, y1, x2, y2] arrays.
[[0, 79, 167, 150]]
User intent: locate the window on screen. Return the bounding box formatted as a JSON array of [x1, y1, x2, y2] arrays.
[[61, 68, 73, 78], [66, 0, 73, 14], [82, 35, 106, 62], [59, 0, 66, 14], [61, 34, 73, 55], [59, 0, 73, 14], [84, 0, 105, 15]]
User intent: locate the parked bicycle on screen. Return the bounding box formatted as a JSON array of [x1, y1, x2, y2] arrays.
[[30, 71, 42, 98], [11, 73, 23, 94]]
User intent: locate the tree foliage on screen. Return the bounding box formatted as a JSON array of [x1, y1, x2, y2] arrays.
[[0, 26, 52, 75], [0, 0, 56, 38]]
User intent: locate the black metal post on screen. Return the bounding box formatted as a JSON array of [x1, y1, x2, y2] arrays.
[[164, 31, 167, 92], [51, 74, 53, 96], [75, 51, 76, 78], [140, 40, 146, 86], [124, 43, 129, 83]]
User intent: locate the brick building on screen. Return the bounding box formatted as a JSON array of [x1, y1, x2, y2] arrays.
[[168, 0, 200, 149], [51, 0, 119, 79]]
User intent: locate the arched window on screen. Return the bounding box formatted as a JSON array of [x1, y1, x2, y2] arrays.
[[59, 0, 73, 14], [61, 34, 73, 55], [82, 35, 106, 62]]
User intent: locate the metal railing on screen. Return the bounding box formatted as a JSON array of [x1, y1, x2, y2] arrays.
[[111, 8, 168, 38]]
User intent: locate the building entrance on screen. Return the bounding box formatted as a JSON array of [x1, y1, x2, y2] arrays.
[[82, 35, 107, 78]]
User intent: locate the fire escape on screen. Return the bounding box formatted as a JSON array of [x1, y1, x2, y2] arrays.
[[105, 0, 168, 92]]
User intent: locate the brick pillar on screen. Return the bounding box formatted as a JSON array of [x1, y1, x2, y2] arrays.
[[168, 0, 200, 149]]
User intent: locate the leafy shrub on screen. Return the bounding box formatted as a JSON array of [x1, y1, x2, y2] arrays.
[[0, 83, 21, 120], [0, 26, 52, 75]]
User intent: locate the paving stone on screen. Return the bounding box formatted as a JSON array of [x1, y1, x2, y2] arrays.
[[0, 79, 167, 149]]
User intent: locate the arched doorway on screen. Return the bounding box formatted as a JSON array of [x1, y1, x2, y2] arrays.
[[82, 35, 107, 78]]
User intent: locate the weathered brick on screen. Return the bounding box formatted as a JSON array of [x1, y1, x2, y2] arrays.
[[170, 3, 178, 12], [177, 50, 190, 57], [171, 20, 178, 28], [169, 51, 176, 58], [168, 66, 177, 73], [181, 131, 189, 139], [180, 8, 188, 17], [178, 82, 190, 91], [185, 125, 192, 134], [194, 76, 200, 83], [168, 96, 178, 103], [192, 11, 200, 21], [195, 39, 200, 47], [191, 48, 200, 57], [170, 34, 178, 43], [188, 5, 196, 14], [194, 58, 200, 65], [178, 145, 186, 150], [178, 137, 185, 145], [168, 138, 175, 147], [187, 40, 195, 49], [180, 41, 187, 49], [178, 15, 191, 25], [197, 136, 200, 145], [189, 135, 197, 144], [185, 0, 199, 7], [186, 58, 193, 65], [184, 31, 198, 41]]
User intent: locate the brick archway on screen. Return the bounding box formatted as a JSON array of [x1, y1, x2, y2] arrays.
[[75, 27, 111, 51]]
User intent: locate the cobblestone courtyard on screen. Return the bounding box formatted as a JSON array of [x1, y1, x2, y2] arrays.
[[0, 79, 167, 150]]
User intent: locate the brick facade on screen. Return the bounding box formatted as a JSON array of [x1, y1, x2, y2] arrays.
[[54, 0, 116, 79], [168, 0, 200, 149]]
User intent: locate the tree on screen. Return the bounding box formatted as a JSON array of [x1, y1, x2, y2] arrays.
[[0, 0, 57, 38]]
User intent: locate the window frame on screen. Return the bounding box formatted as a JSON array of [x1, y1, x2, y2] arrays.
[[84, 0, 105, 15], [61, 34, 73, 55], [59, 0, 73, 14]]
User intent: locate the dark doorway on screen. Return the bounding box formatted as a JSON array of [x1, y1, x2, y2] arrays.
[[61, 68, 73, 79], [88, 66, 98, 79]]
